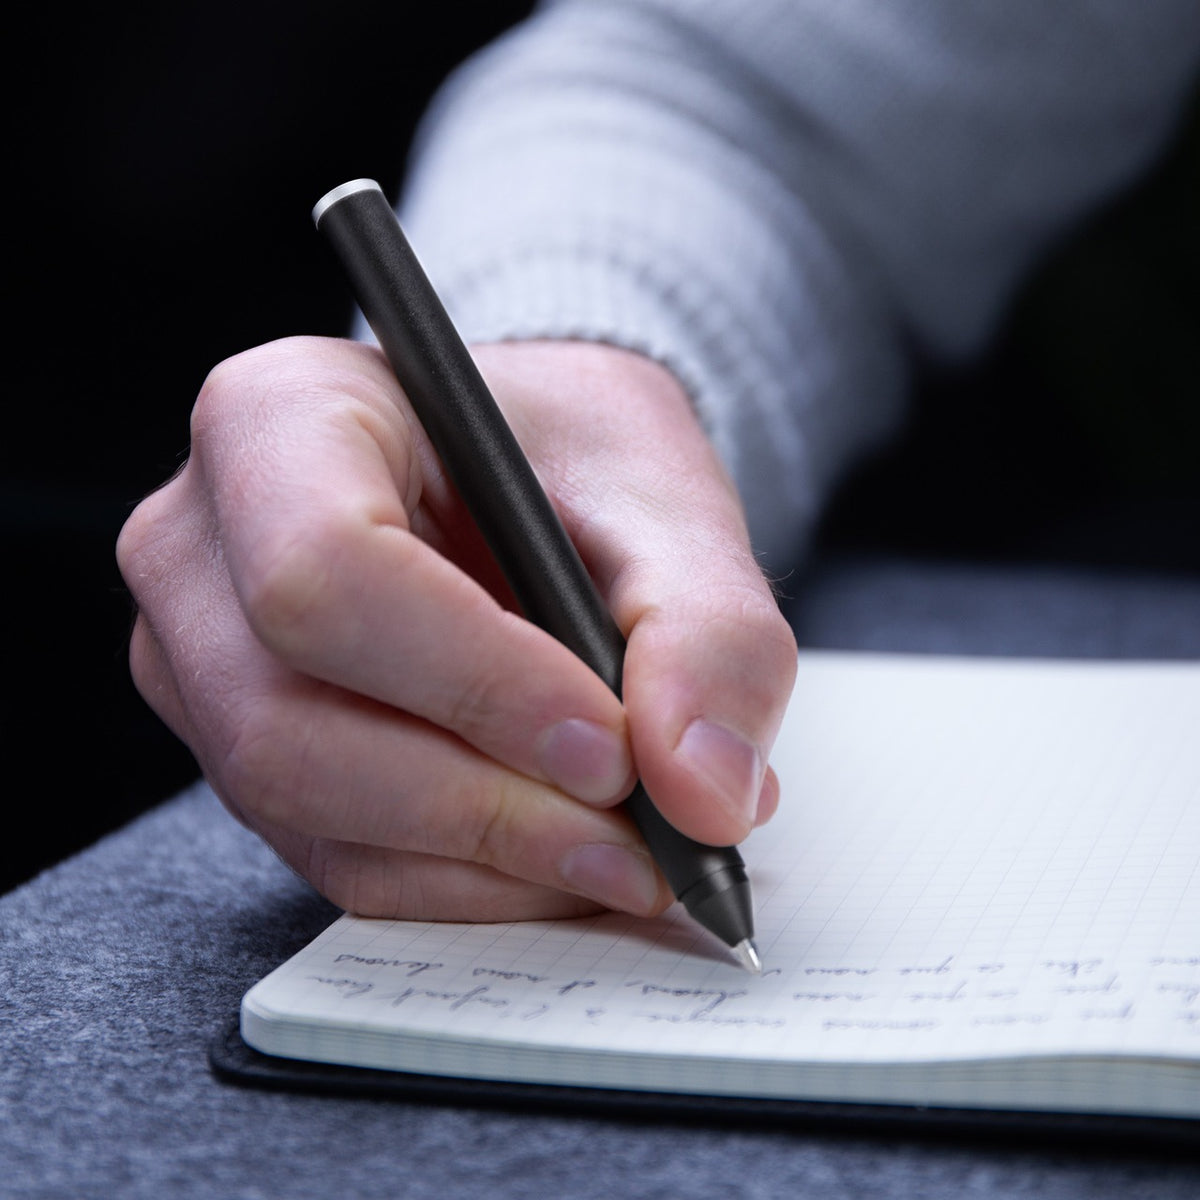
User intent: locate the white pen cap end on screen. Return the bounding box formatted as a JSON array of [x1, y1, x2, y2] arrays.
[[312, 178, 385, 227]]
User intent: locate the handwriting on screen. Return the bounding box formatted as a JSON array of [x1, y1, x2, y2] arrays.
[[555, 980, 596, 996], [1081, 1001, 1133, 1022], [306, 974, 373, 999], [641, 1009, 786, 1028], [1041, 958, 1103, 978], [905, 981, 966, 1003], [625, 982, 745, 1012], [389, 985, 508, 1013], [288, 943, 1197, 1054], [1158, 982, 1200, 1004], [898, 956, 954, 976], [618, 981, 782, 1027], [333, 954, 441, 977], [792, 990, 875, 1003], [1055, 974, 1119, 996], [472, 967, 547, 983], [803, 965, 877, 977]]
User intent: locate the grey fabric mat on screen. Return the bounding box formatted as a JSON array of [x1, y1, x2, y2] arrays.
[[3, 556, 1198, 1199]]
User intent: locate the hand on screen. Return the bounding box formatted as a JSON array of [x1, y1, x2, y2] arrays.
[[116, 336, 797, 922]]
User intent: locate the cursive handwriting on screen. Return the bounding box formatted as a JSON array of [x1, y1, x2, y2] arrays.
[[306, 974, 373, 999], [289, 944, 1195, 1053], [333, 953, 440, 977]]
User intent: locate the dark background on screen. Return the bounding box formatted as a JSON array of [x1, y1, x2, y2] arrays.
[[6, 1, 538, 892], [5, 4, 1197, 894]]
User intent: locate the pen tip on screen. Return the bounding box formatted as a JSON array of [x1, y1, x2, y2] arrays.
[[733, 939, 763, 975]]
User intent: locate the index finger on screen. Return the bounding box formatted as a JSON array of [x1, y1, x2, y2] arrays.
[[191, 336, 636, 807]]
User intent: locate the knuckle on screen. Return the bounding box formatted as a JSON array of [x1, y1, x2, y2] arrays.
[[461, 782, 528, 871], [727, 594, 798, 710], [441, 658, 512, 747], [696, 577, 794, 651], [115, 480, 187, 595], [306, 841, 393, 917], [433, 608, 544, 745], [743, 589, 800, 684], [218, 701, 312, 832], [125, 619, 166, 704], [237, 518, 357, 660], [189, 348, 268, 438]]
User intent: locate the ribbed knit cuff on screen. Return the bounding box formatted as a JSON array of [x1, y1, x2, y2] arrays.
[[392, 15, 904, 573]]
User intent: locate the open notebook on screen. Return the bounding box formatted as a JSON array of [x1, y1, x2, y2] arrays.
[[239, 652, 1200, 1121]]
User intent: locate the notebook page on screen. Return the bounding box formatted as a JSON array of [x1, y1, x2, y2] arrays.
[[242, 653, 1200, 1103]]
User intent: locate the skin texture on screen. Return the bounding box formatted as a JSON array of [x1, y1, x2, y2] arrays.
[[116, 337, 797, 922]]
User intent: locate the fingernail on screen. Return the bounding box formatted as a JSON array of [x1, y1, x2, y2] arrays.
[[754, 768, 780, 827], [560, 843, 661, 914], [538, 719, 632, 805], [677, 718, 761, 831]]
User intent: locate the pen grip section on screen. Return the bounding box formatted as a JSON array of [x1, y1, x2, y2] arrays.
[[625, 783, 755, 948]]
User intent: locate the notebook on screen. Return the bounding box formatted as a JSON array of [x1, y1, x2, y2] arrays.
[[236, 652, 1200, 1123]]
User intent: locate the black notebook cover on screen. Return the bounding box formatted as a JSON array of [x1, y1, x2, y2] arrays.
[[210, 1017, 1199, 1153]]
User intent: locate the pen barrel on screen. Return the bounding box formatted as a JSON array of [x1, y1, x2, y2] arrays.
[[315, 181, 752, 945], [315, 182, 623, 685]]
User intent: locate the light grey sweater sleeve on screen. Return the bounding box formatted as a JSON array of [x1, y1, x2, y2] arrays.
[[394, 0, 1200, 575]]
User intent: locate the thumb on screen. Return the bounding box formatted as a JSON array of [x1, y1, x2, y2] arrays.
[[475, 340, 798, 849], [619, 522, 797, 849]]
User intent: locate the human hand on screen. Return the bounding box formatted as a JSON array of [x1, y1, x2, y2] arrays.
[[116, 336, 797, 922]]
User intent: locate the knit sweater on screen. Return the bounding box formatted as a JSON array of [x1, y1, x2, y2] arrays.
[[394, 0, 1200, 573]]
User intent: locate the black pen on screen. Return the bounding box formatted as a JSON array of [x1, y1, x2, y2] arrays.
[[313, 178, 761, 974]]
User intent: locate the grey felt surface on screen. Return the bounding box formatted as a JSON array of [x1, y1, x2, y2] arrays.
[[3, 556, 1199, 1200]]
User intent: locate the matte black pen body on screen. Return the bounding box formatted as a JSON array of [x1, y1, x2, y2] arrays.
[[313, 179, 757, 962]]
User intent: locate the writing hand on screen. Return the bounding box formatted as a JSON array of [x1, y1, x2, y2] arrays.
[[117, 336, 796, 922]]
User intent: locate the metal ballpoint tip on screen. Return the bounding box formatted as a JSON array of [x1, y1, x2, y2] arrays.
[[733, 939, 763, 975]]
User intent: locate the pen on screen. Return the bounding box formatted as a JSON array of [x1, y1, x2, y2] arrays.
[[313, 178, 761, 974]]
